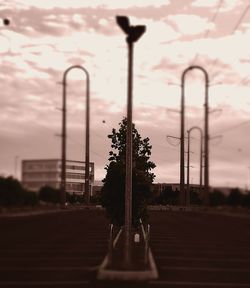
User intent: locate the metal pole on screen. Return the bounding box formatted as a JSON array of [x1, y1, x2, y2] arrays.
[[116, 15, 146, 268], [14, 156, 19, 179], [187, 126, 203, 205], [85, 74, 90, 205], [61, 77, 67, 208], [200, 133, 203, 196], [180, 75, 186, 206], [124, 41, 133, 266], [108, 224, 114, 266], [61, 65, 90, 207], [204, 76, 209, 205], [181, 66, 209, 206], [186, 131, 190, 206]]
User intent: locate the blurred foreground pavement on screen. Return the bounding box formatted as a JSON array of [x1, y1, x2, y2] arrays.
[[0, 208, 250, 287]]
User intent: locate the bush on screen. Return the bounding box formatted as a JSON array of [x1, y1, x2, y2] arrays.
[[157, 186, 178, 205], [22, 190, 39, 206], [209, 189, 226, 207], [101, 118, 155, 227], [242, 193, 250, 208], [0, 176, 38, 206], [38, 186, 60, 203], [66, 192, 84, 204], [190, 189, 202, 205], [227, 188, 243, 206]]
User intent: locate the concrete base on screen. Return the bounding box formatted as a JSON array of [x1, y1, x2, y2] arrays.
[[97, 248, 158, 281], [97, 223, 158, 281]]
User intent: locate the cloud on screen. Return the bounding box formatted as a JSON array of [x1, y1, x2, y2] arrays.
[[153, 58, 183, 72], [167, 14, 215, 35], [192, 0, 243, 11], [192, 0, 221, 8], [0, 0, 249, 189], [7, 0, 171, 10]]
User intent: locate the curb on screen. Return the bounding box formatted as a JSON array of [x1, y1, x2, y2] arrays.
[[97, 248, 158, 281], [97, 223, 158, 281]]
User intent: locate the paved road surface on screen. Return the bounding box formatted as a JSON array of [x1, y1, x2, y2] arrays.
[[0, 209, 109, 288], [1, 208, 250, 287], [149, 210, 250, 288]]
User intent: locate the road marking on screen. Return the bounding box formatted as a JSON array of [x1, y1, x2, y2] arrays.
[[160, 266, 250, 272], [155, 256, 250, 262], [0, 281, 90, 286], [153, 250, 250, 256], [150, 280, 250, 287], [0, 256, 101, 260], [0, 266, 98, 271]]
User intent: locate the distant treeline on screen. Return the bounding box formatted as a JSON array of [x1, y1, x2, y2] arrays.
[[151, 186, 250, 207], [0, 176, 38, 206], [0, 176, 100, 207], [1, 176, 250, 208]]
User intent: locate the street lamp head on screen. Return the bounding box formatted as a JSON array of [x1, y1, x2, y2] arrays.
[[3, 18, 10, 26], [116, 15, 146, 43], [127, 25, 146, 43], [116, 16, 130, 34]]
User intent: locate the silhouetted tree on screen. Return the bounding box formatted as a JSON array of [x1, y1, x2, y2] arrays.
[[22, 190, 38, 206], [0, 176, 38, 206], [227, 188, 243, 206], [38, 186, 60, 204], [101, 118, 156, 226], [66, 192, 84, 204], [190, 189, 202, 205], [0, 176, 23, 206], [242, 193, 250, 208], [209, 189, 226, 206], [158, 186, 178, 205]]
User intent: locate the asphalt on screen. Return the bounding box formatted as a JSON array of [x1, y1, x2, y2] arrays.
[[0, 209, 109, 288], [149, 210, 250, 288], [0, 208, 250, 287]]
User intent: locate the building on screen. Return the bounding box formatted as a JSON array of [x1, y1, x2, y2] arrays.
[[153, 183, 201, 193], [22, 159, 94, 195]]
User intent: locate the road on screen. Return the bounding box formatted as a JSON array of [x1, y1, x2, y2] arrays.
[[149, 209, 250, 288], [0, 208, 109, 288], [0, 208, 250, 287]]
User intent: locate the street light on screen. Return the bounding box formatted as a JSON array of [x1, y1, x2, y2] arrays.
[[116, 15, 146, 266], [15, 156, 19, 179], [187, 127, 203, 206], [61, 65, 90, 208], [180, 65, 210, 206]]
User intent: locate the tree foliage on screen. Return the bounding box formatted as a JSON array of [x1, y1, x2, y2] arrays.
[[38, 186, 60, 204], [209, 189, 226, 206], [0, 176, 38, 206], [227, 188, 243, 206], [101, 118, 156, 226], [157, 186, 179, 205]]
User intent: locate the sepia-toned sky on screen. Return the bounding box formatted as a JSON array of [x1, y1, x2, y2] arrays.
[[0, 0, 250, 188]]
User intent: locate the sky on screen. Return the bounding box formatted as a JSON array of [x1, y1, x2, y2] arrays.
[[0, 0, 250, 189]]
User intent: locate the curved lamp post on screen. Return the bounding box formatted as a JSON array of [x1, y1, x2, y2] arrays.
[[181, 65, 209, 206], [116, 15, 146, 266], [187, 126, 203, 206], [61, 65, 90, 207]]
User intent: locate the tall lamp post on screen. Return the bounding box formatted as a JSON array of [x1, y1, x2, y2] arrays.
[[61, 65, 90, 208], [181, 65, 209, 206], [15, 155, 19, 179], [187, 126, 203, 205], [116, 15, 146, 266]]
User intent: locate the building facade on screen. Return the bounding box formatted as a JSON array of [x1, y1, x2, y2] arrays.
[[22, 159, 94, 195]]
